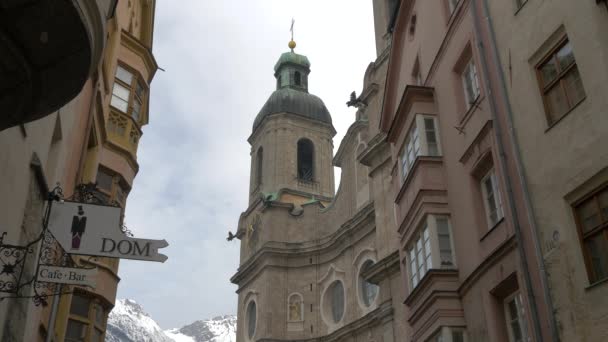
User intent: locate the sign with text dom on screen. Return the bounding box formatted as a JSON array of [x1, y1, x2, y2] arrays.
[[47, 201, 168, 262], [37, 266, 97, 288]]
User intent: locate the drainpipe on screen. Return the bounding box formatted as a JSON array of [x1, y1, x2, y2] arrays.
[[468, 1, 554, 342], [470, 0, 560, 341]]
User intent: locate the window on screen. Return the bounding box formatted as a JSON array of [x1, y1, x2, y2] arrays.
[[399, 115, 441, 181], [462, 59, 480, 109], [256, 147, 263, 186], [504, 292, 529, 342], [297, 139, 314, 181], [329, 281, 345, 323], [294, 71, 301, 86], [359, 260, 379, 307], [536, 39, 585, 125], [66, 294, 107, 342], [429, 327, 468, 342], [407, 216, 455, 290], [96, 167, 130, 206], [111, 65, 147, 123], [277, 75, 282, 89], [574, 186, 608, 283], [246, 301, 257, 339], [481, 169, 504, 228], [409, 226, 432, 288]]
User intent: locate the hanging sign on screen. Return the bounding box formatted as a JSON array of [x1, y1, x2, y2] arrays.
[[47, 201, 168, 262], [37, 266, 97, 288]]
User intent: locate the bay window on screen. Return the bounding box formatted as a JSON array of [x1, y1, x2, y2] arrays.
[[111, 65, 147, 123], [407, 215, 455, 290], [399, 115, 441, 181]]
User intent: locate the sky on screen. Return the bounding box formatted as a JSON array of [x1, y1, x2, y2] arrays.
[[117, 0, 377, 329]]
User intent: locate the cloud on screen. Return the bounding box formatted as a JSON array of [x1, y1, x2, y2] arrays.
[[117, 0, 376, 329]]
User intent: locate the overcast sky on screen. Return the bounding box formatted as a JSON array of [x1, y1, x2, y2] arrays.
[[118, 0, 377, 329]]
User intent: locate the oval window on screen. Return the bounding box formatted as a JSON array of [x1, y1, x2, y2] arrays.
[[330, 281, 344, 323], [359, 260, 379, 307], [246, 301, 256, 339]]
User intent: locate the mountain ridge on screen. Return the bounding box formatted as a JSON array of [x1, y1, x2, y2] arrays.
[[105, 299, 236, 342]]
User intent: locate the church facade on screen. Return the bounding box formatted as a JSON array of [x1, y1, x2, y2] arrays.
[[230, 35, 405, 341]]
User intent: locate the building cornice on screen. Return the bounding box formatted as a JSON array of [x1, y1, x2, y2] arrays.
[[361, 250, 400, 285], [231, 202, 375, 286], [333, 120, 368, 167], [120, 29, 158, 82]]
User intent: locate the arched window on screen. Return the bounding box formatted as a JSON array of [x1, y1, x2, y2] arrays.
[[277, 75, 282, 89], [256, 147, 263, 186], [294, 71, 301, 86], [297, 139, 314, 181]]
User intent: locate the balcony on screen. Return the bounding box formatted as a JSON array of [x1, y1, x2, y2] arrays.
[[106, 110, 142, 156]]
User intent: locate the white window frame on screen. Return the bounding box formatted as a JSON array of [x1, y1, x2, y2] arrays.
[[481, 169, 504, 228], [504, 292, 529, 342], [461, 59, 480, 109], [407, 215, 456, 290], [399, 115, 441, 182]]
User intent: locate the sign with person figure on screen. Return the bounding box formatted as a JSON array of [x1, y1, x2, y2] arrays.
[[47, 201, 168, 262]]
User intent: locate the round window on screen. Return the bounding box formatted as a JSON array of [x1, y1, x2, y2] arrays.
[[246, 301, 256, 339], [359, 260, 379, 307], [329, 281, 345, 323]]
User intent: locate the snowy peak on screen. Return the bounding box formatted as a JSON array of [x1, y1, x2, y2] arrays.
[[171, 315, 236, 342], [106, 299, 235, 342]]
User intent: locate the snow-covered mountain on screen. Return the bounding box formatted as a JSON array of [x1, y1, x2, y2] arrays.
[[106, 299, 236, 342]]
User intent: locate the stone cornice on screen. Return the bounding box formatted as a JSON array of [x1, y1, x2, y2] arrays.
[[231, 202, 375, 286], [361, 250, 400, 285], [387, 86, 435, 143], [120, 29, 158, 82], [458, 235, 517, 296], [358, 132, 390, 176]]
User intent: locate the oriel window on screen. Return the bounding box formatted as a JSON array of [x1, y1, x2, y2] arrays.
[[111, 65, 147, 124]]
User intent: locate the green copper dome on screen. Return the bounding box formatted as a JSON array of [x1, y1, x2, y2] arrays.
[[253, 50, 333, 132], [253, 88, 332, 131]]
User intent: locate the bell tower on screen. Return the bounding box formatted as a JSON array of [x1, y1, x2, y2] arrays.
[[248, 40, 335, 204]]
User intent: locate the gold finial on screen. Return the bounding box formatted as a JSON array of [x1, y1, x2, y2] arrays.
[[289, 18, 296, 51]]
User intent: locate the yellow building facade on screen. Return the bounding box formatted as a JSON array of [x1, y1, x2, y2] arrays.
[[0, 1, 157, 341]]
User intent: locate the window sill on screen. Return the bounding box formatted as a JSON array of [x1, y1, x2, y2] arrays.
[[458, 95, 483, 128], [544, 96, 587, 133], [480, 217, 505, 242], [586, 276, 608, 291]]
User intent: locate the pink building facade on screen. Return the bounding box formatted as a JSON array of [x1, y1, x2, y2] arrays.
[[373, 0, 556, 340]]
